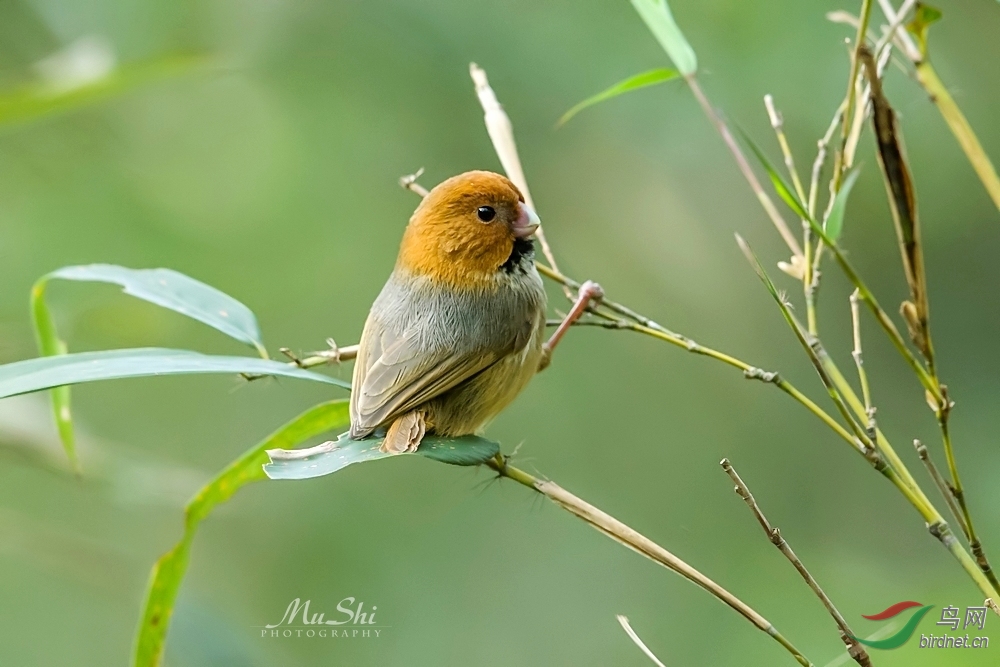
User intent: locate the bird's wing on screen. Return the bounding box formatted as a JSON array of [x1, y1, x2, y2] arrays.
[[350, 320, 508, 435]]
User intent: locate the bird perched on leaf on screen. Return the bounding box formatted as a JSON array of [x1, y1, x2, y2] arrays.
[[349, 170, 550, 453]]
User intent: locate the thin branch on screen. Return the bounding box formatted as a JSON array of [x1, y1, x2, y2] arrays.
[[914, 439, 968, 539], [875, 0, 920, 62], [284, 341, 358, 370], [487, 455, 814, 666], [616, 616, 667, 667], [987, 598, 1000, 618], [873, 0, 916, 56], [831, 0, 873, 194], [804, 105, 843, 335], [400, 169, 430, 197], [764, 93, 809, 284], [685, 76, 803, 260], [849, 289, 876, 443], [738, 235, 877, 461], [721, 459, 871, 667], [764, 94, 807, 203]]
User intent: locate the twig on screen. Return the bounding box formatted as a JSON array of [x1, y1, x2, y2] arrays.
[[913, 439, 968, 539], [764, 93, 809, 283], [487, 455, 814, 666], [831, 0, 873, 194], [685, 76, 803, 260], [400, 168, 429, 197], [874, 0, 920, 62], [764, 94, 807, 203], [616, 616, 667, 667], [804, 106, 843, 335], [987, 598, 1000, 618], [738, 236, 878, 461], [286, 342, 358, 370], [849, 289, 876, 442], [721, 459, 871, 667], [873, 0, 916, 57]]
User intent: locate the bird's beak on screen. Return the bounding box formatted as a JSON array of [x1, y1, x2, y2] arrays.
[[512, 202, 541, 239]]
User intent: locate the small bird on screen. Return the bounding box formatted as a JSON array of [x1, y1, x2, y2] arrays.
[[350, 170, 548, 453]]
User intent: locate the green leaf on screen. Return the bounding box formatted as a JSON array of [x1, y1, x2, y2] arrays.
[[263, 432, 500, 480], [825, 168, 861, 242], [30, 280, 76, 469], [558, 68, 680, 126], [40, 265, 268, 356], [0, 348, 349, 400], [629, 0, 698, 76], [132, 399, 351, 667], [30, 264, 269, 467], [906, 4, 943, 58], [737, 127, 811, 221], [0, 53, 205, 128]]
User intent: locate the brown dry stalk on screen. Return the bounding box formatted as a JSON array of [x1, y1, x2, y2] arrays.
[[722, 459, 871, 667]]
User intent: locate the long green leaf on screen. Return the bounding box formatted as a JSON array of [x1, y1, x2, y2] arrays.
[[558, 68, 679, 126], [41, 265, 268, 356], [132, 399, 351, 667], [738, 127, 811, 221], [0, 53, 204, 128], [825, 168, 861, 242], [0, 348, 349, 399], [630, 0, 698, 76], [263, 431, 500, 480], [30, 264, 269, 467]]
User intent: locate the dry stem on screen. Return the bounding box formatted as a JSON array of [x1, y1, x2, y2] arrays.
[[685, 76, 803, 259], [616, 616, 667, 667], [488, 455, 813, 666], [914, 439, 968, 538], [721, 459, 871, 667]]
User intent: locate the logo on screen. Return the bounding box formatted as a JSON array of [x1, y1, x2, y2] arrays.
[[851, 601, 990, 650], [851, 601, 934, 649], [259, 597, 386, 639]]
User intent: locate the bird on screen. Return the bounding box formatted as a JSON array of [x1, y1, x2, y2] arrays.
[[349, 170, 548, 454]]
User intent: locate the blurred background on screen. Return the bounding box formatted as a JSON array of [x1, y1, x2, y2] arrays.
[[1, 0, 999, 665]]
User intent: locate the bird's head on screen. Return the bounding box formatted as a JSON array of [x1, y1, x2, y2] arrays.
[[397, 170, 540, 288]]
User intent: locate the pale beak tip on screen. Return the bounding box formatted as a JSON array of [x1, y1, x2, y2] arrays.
[[514, 203, 541, 239]]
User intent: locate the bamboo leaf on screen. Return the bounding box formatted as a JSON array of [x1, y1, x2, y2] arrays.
[[132, 399, 351, 667], [558, 68, 680, 126], [629, 0, 698, 76], [738, 128, 811, 221], [0, 348, 349, 400], [39, 265, 268, 356], [860, 48, 930, 356], [30, 280, 76, 468], [30, 264, 270, 467], [263, 431, 500, 480], [906, 3, 942, 59], [825, 168, 861, 242]]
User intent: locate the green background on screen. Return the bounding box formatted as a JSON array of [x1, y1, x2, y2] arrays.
[[1, 0, 999, 665]]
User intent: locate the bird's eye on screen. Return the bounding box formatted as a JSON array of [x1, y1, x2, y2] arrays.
[[476, 206, 496, 222]]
